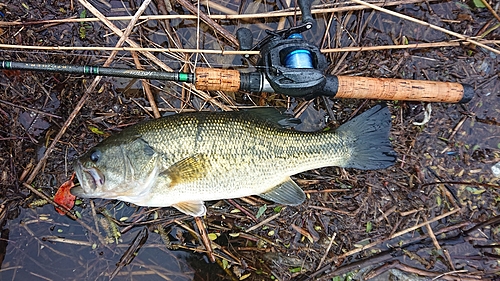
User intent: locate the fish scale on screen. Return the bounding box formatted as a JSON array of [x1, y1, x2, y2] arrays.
[[72, 105, 396, 217]]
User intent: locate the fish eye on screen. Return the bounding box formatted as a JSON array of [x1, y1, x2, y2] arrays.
[[90, 150, 101, 162]]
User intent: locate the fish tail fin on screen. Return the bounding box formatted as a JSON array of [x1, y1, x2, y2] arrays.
[[336, 104, 396, 170]]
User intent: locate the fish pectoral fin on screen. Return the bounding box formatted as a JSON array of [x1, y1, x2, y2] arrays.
[[259, 178, 305, 206], [160, 154, 209, 186], [173, 201, 207, 217]]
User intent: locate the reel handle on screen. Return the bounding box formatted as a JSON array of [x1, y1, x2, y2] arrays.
[[297, 0, 314, 28]]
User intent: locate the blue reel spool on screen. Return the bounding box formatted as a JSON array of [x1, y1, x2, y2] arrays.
[[284, 34, 314, 69]]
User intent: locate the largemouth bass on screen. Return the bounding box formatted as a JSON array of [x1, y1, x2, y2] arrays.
[[72, 105, 396, 217]]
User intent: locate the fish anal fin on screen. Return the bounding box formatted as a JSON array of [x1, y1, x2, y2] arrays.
[[259, 178, 305, 206], [161, 154, 209, 187], [173, 201, 207, 217]]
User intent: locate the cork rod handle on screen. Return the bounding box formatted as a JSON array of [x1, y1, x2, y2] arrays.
[[333, 76, 473, 103], [194, 67, 241, 92]]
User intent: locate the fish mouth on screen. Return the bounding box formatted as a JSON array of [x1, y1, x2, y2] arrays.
[[72, 161, 105, 197]]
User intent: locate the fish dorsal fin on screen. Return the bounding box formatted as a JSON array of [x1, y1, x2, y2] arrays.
[[173, 201, 207, 217], [161, 154, 209, 186], [239, 108, 301, 128], [259, 178, 305, 206]]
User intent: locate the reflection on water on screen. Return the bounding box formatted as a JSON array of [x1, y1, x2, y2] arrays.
[[0, 205, 219, 281]]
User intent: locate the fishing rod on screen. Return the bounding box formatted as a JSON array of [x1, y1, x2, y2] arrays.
[[0, 0, 473, 104], [0, 56, 473, 103]]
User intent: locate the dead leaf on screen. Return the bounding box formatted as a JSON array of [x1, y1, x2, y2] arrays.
[[53, 173, 76, 215]]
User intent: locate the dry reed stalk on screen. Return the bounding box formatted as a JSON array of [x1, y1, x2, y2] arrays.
[[480, 0, 500, 22], [324, 207, 462, 264], [78, 0, 173, 72], [207, 0, 269, 30], [0, 0, 440, 26], [350, 0, 500, 54], [131, 51, 161, 119], [3, 40, 499, 55], [175, 0, 239, 48]]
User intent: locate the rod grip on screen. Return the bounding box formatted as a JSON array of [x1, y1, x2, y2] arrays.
[[194, 67, 241, 92], [334, 76, 473, 103]]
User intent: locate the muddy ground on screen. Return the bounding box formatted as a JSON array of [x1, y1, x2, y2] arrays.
[[0, 0, 499, 280]]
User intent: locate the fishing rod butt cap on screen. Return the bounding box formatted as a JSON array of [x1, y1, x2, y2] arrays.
[[459, 84, 474, 103]]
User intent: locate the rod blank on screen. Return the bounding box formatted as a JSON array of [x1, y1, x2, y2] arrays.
[[0, 61, 194, 83]]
